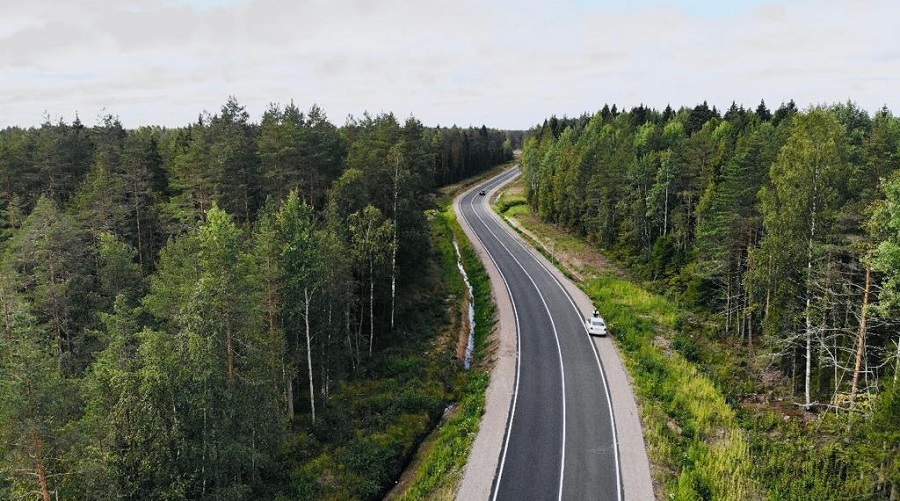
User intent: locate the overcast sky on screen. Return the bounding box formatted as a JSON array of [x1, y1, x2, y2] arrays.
[[1, 0, 897, 129]]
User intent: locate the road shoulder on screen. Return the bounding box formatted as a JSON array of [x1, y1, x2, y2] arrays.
[[454, 183, 518, 501]]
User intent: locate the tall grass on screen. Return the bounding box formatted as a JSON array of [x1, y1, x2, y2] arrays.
[[494, 192, 528, 215], [586, 274, 762, 500]]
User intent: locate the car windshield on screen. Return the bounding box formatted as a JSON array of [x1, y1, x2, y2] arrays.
[[591, 318, 604, 326]]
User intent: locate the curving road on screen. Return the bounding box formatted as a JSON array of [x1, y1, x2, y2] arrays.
[[457, 167, 622, 501]]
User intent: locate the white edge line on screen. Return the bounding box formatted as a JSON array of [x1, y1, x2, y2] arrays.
[[467, 170, 569, 501], [454, 172, 522, 501], [526, 245, 624, 501]]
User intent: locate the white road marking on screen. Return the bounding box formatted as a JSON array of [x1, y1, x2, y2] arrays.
[[463, 177, 568, 501], [514, 226, 624, 501], [458, 177, 523, 501], [476, 166, 624, 501]]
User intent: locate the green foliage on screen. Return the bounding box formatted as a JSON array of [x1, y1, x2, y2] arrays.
[[0, 100, 514, 499], [520, 102, 900, 499], [5, 195, 98, 374], [521, 104, 898, 364], [392, 207, 497, 500], [0, 334, 79, 499], [871, 175, 900, 314]]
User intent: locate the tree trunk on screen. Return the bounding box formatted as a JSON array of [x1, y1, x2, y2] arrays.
[[805, 307, 812, 407], [725, 277, 732, 337], [322, 301, 333, 399], [285, 362, 294, 421], [369, 258, 375, 357], [304, 287, 316, 425], [663, 178, 669, 237], [243, 187, 250, 225], [851, 266, 871, 397], [226, 322, 235, 379], [765, 255, 772, 321], [346, 307, 357, 373], [390, 238, 396, 332], [33, 432, 51, 501], [895, 337, 900, 384], [804, 185, 818, 408], [47, 261, 65, 370], [1, 283, 12, 341], [391, 159, 399, 332], [356, 302, 364, 365], [747, 294, 753, 347], [133, 176, 144, 273]]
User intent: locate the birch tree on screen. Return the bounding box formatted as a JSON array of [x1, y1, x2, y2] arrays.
[[348, 205, 394, 356], [759, 108, 847, 407], [871, 175, 900, 382], [277, 191, 321, 424]]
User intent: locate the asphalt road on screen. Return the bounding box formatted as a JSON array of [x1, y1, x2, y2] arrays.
[[458, 167, 622, 501]]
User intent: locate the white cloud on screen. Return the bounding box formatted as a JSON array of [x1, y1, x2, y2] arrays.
[[0, 0, 897, 129]]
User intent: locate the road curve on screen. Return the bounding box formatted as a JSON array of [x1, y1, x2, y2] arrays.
[[456, 169, 628, 500]]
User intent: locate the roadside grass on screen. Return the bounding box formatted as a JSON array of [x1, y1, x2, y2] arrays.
[[496, 195, 762, 500], [494, 191, 528, 215], [586, 276, 760, 500], [392, 206, 496, 500]]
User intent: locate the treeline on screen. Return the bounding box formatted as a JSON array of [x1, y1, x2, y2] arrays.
[[524, 101, 900, 495], [523, 100, 900, 407], [0, 98, 513, 499]]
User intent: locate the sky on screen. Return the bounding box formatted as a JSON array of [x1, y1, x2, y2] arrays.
[[1, 0, 897, 130]]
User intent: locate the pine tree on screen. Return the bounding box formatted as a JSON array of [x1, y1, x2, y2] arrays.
[[0, 333, 77, 501], [142, 205, 284, 497], [755, 99, 772, 121], [8, 196, 96, 374], [121, 128, 167, 272], [212, 97, 260, 223]]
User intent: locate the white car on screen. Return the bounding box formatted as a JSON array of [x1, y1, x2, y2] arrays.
[[586, 314, 607, 336]]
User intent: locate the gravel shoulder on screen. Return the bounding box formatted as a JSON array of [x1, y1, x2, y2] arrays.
[[453, 180, 518, 501]]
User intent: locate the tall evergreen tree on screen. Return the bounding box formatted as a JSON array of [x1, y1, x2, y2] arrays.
[[212, 97, 260, 223]]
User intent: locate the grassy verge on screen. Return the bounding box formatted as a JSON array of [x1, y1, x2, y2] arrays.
[[585, 276, 760, 499], [390, 206, 497, 500], [495, 191, 762, 500]]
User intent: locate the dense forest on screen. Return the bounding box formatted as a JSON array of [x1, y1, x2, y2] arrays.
[[522, 101, 899, 496], [0, 98, 514, 499]]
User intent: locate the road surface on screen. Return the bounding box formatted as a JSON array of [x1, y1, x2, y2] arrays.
[[456, 167, 624, 500]]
